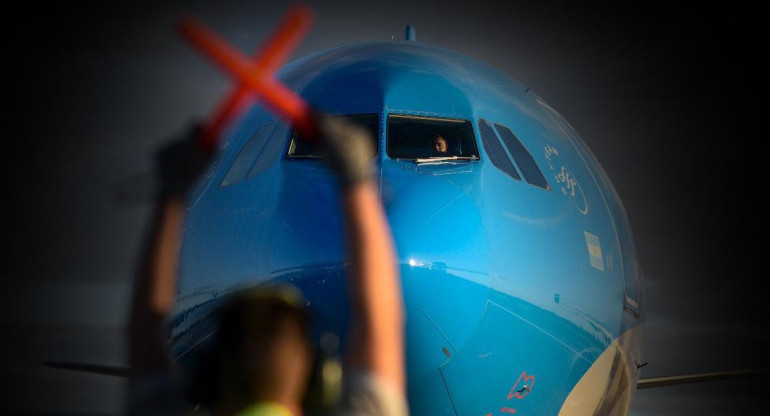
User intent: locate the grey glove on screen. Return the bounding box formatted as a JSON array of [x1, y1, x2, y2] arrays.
[[314, 113, 375, 189]]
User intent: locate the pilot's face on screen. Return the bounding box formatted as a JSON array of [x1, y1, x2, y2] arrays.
[[434, 137, 447, 153]]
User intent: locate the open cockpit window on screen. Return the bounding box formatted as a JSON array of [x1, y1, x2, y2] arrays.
[[286, 113, 379, 159], [387, 114, 479, 162]]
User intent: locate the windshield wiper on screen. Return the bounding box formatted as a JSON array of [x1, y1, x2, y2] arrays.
[[413, 156, 478, 163]]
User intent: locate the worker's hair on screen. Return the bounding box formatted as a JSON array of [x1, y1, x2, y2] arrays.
[[187, 286, 313, 414]]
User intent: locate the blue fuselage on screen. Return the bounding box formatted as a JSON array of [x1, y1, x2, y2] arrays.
[[170, 41, 644, 416]]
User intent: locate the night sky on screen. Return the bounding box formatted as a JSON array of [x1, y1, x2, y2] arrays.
[[1, 0, 767, 414]]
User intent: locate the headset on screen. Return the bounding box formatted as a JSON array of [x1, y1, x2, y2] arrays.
[[185, 284, 343, 415]]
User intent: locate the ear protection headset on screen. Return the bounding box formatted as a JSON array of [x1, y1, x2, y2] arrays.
[[185, 285, 343, 415]]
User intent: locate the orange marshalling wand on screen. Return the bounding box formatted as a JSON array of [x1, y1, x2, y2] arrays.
[[178, 4, 316, 153]]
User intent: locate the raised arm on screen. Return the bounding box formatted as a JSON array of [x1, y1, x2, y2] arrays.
[[342, 182, 405, 390], [127, 126, 210, 414], [128, 194, 185, 376], [315, 115, 405, 392], [129, 126, 209, 374]]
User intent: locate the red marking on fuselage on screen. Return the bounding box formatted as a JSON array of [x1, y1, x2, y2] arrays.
[[507, 371, 535, 400], [500, 407, 517, 413]]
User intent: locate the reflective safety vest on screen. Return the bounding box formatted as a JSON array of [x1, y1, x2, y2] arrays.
[[235, 402, 294, 416]]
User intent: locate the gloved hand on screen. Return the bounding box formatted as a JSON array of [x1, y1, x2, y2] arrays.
[[155, 123, 212, 199], [312, 112, 375, 190]]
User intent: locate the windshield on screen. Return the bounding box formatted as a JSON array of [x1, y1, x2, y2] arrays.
[[387, 114, 479, 161], [286, 113, 379, 158]]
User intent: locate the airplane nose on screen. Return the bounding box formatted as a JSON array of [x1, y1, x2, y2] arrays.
[[383, 165, 489, 277], [399, 264, 491, 376], [382, 167, 491, 376]]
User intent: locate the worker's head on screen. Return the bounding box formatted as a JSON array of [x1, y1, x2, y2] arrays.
[[211, 286, 314, 415], [433, 134, 448, 154]]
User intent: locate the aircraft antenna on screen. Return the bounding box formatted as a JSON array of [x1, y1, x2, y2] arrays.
[[406, 25, 416, 41]]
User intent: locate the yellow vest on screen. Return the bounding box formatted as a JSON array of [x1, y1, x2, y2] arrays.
[[234, 402, 294, 416]]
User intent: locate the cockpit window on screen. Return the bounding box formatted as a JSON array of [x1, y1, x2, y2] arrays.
[[220, 122, 277, 187], [386, 114, 479, 161], [478, 118, 520, 181], [493, 123, 550, 189], [286, 113, 379, 159]]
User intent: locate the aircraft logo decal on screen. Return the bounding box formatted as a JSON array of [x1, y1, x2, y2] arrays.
[[507, 371, 535, 400], [544, 144, 588, 214], [483, 371, 535, 416]]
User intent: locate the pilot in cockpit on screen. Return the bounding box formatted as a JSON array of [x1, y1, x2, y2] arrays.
[[432, 134, 448, 155]]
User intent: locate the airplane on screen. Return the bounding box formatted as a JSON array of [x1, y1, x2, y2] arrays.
[[166, 5, 644, 416], [41, 4, 766, 416]]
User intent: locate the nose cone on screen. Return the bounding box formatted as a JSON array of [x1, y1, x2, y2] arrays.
[[382, 163, 491, 373], [383, 162, 489, 275], [400, 265, 491, 374]]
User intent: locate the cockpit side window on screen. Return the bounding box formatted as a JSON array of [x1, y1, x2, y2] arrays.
[[478, 118, 521, 180], [220, 122, 277, 187], [386, 114, 479, 161], [286, 113, 379, 159], [248, 123, 290, 179], [493, 123, 550, 190]]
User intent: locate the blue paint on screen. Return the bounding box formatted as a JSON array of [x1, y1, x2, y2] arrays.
[[171, 41, 644, 415]]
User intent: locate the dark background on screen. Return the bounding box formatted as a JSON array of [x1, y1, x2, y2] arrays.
[[2, 1, 767, 414]]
